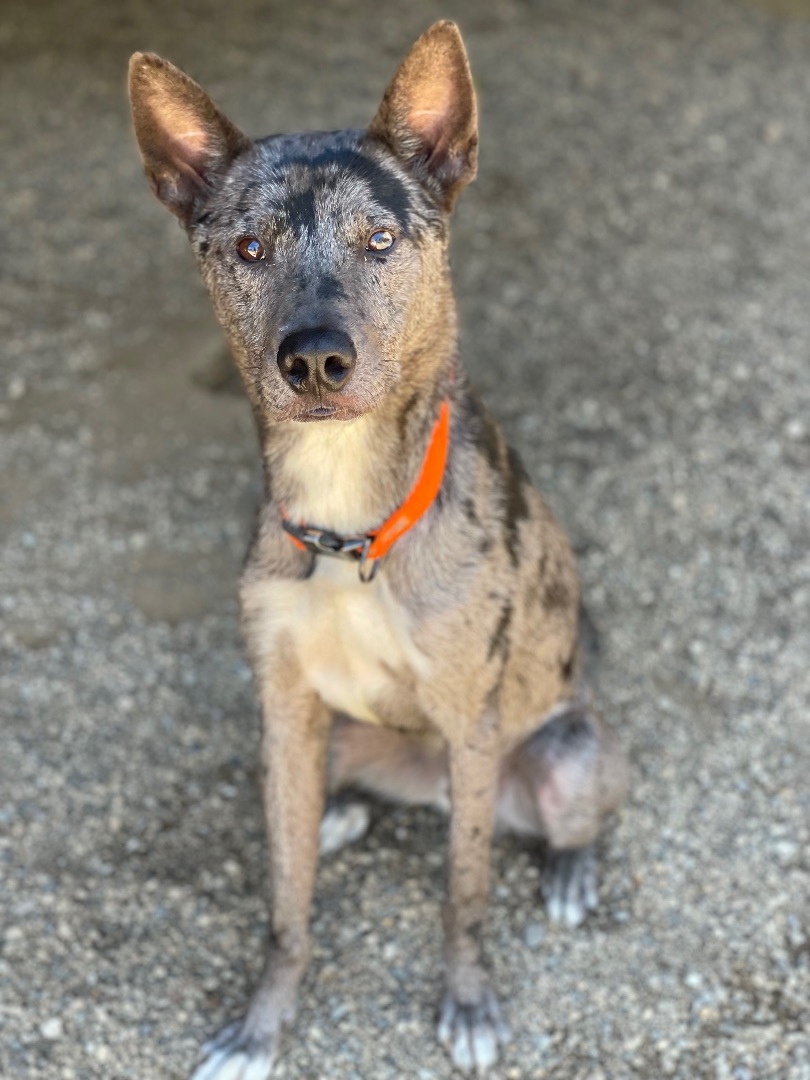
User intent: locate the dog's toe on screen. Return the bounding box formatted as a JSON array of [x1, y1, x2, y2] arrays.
[[201, 1020, 243, 1057], [438, 988, 509, 1075], [542, 844, 598, 928], [191, 1023, 277, 1080]]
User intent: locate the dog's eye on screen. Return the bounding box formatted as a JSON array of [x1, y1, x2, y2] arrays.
[[237, 236, 266, 262], [367, 229, 395, 253]]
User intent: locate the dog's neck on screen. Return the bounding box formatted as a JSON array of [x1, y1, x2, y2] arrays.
[[261, 378, 452, 537], [269, 410, 395, 535]]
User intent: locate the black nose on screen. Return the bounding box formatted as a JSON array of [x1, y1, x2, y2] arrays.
[[276, 327, 357, 394]]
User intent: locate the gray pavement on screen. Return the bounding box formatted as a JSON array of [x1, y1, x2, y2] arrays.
[[1, 0, 809, 1077]]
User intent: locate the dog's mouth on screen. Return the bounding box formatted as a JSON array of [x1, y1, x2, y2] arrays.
[[288, 402, 361, 423], [304, 405, 338, 420], [285, 397, 378, 423], [264, 396, 368, 424]]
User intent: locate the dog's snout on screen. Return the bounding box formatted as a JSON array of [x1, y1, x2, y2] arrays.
[[277, 328, 357, 394]]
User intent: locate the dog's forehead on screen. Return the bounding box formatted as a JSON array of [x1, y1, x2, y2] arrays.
[[222, 130, 418, 232]]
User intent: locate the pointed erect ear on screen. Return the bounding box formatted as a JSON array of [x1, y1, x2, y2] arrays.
[[369, 21, 478, 209], [128, 53, 250, 224]]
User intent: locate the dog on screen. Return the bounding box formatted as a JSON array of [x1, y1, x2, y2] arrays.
[[129, 21, 627, 1077]]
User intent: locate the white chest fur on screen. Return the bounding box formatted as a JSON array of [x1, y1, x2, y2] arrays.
[[248, 557, 430, 725], [275, 413, 387, 535]]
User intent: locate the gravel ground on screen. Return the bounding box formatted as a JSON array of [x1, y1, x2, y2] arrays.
[[2, 1, 809, 1077]]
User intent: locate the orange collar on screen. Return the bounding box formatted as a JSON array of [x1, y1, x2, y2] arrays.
[[281, 398, 451, 582]]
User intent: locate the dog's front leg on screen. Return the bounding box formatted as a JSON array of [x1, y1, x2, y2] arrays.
[[439, 718, 510, 1075], [192, 676, 330, 1080]]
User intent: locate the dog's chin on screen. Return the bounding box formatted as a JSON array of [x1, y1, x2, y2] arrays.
[[259, 374, 396, 425], [267, 394, 381, 424]]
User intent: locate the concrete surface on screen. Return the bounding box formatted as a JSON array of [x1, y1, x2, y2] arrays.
[[1, 0, 809, 1077]]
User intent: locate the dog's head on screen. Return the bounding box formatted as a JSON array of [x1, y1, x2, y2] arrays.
[[129, 22, 477, 423]]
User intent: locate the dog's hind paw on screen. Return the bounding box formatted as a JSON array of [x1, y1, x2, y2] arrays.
[[319, 796, 371, 856], [438, 987, 510, 1075], [542, 844, 598, 928], [191, 1022, 278, 1080]]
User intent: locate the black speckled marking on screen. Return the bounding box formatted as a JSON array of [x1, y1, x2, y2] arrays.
[[263, 146, 416, 230], [503, 447, 530, 569], [317, 275, 348, 301], [462, 498, 479, 526], [543, 577, 572, 612], [397, 391, 421, 442], [282, 187, 317, 232], [560, 644, 576, 681], [480, 411, 502, 473], [487, 601, 513, 662]]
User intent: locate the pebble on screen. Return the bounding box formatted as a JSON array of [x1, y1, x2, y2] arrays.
[[40, 1017, 63, 1040], [7, 375, 26, 401], [524, 922, 546, 949], [775, 840, 798, 864], [784, 418, 806, 441]]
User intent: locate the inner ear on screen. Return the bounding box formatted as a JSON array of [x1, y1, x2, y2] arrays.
[[129, 53, 250, 223], [369, 21, 478, 208]]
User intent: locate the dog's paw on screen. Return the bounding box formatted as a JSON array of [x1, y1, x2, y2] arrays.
[[542, 844, 598, 928], [438, 987, 510, 1075], [191, 1020, 278, 1080], [319, 796, 371, 856]]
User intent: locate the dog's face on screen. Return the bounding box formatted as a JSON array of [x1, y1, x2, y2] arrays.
[[189, 132, 445, 422], [129, 23, 478, 423]]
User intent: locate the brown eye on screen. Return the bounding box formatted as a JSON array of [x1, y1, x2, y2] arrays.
[[237, 236, 266, 262], [367, 229, 395, 253]]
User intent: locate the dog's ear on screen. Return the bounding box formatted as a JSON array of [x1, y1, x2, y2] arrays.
[[128, 53, 250, 224], [369, 21, 478, 209]]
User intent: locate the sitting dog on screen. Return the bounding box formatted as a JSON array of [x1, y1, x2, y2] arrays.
[[128, 21, 627, 1077]]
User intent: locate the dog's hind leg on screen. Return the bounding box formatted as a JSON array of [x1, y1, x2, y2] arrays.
[[323, 708, 626, 933], [504, 702, 628, 927]]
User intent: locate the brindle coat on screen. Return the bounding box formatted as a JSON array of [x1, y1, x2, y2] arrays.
[[129, 22, 627, 1078]]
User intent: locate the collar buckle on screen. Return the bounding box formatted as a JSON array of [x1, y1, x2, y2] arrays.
[[281, 521, 385, 583], [282, 520, 382, 582], [281, 520, 365, 558]]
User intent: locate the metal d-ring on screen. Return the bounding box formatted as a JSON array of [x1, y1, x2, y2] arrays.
[[357, 538, 383, 583]]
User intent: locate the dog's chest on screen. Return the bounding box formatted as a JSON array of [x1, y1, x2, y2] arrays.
[[261, 558, 429, 725]]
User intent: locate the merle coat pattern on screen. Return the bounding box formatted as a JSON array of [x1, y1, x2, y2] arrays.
[[129, 21, 627, 1078]]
